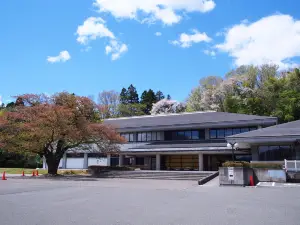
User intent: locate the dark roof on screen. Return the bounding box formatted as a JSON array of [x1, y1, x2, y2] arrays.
[[227, 120, 300, 139], [104, 112, 277, 131]]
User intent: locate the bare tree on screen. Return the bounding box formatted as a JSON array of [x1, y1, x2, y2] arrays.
[[98, 90, 120, 119]]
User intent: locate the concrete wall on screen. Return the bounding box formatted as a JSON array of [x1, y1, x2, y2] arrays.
[[253, 169, 286, 183], [219, 167, 253, 186]]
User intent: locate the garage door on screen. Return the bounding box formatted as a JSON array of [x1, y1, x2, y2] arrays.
[[66, 158, 84, 169], [88, 157, 108, 166]]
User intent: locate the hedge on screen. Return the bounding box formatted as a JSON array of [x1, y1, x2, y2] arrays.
[[222, 161, 283, 169], [88, 165, 135, 171]]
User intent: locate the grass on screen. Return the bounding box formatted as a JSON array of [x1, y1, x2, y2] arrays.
[[0, 168, 88, 175]]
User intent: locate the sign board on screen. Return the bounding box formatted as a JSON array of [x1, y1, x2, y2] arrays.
[[228, 167, 234, 180]]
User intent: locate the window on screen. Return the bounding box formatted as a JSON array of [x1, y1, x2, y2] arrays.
[[141, 133, 147, 142], [192, 131, 199, 140], [138, 133, 142, 142], [210, 129, 217, 139], [136, 131, 161, 142], [152, 132, 157, 141], [225, 128, 232, 137], [241, 128, 249, 133], [232, 128, 241, 135], [147, 132, 152, 141], [217, 129, 225, 138], [120, 133, 135, 142], [258, 145, 295, 161]]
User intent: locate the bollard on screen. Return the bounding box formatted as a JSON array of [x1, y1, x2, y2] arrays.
[[32, 170, 36, 177], [249, 175, 254, 186], [36, 170, 39, 176], [22, 171, 25, 177], [2, 171, 7, 180]]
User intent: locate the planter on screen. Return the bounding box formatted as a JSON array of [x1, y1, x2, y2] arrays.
[[219, 167, 253, 186], [253, 168, 286, 183]]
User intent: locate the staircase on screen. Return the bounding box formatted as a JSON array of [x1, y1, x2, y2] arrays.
[[95, 170, 218, 183]]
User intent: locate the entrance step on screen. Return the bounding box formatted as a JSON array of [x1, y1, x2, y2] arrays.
[[94, 171, 218, 183]]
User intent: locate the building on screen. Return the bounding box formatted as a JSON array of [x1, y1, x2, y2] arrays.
[[226, 120, 300, 162], [103, 112, 277, 171]]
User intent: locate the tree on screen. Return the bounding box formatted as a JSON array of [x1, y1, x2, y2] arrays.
[[120, 88, 128, 104], [118, 103, 146, 117], [127, 84, 139, 104], [167, 94, 171, 100], [140, 89, 157, 114], [151, 99, 186, 115], [155, 91, 165, 101], [98, 90, 119, 119], [0, 92, 123, 175]]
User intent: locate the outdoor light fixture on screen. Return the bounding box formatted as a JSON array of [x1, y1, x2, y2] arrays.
[[227, 142, 237, 161]]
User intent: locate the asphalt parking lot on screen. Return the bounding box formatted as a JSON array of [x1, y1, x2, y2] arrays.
[[0, 178, 300, 225]]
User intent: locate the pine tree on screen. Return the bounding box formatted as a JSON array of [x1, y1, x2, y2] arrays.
[[155, 91, 165, 101], [141, 89, 157, 114], [127, 84, 139, 104], [167, 94, 171, 100], [120, 88, 128, 104]]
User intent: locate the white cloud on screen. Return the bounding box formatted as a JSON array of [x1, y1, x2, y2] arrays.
[[170, 29, 212, 48], [105, 40, 128, 60], [204, 49, 216, 57], [155, 32, 162, 36], [76, 17, 128, 60], [93, 0, 216, 25], [47, 51, 71, 63], [216, 14, 300, 69], [76, 17, 115, 45]]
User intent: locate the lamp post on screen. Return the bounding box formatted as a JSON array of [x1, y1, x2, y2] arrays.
[[227, 142, 237, 161]]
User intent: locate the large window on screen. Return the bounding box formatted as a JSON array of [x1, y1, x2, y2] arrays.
[[167, 130, 204, 140], [210, 127, 257, 139], [120, 133, 135, 142], [258, 145, 296, 161], [137, 131, 161, 142]]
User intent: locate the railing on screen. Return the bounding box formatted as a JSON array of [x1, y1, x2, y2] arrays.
[[284, 159, 300, 172]]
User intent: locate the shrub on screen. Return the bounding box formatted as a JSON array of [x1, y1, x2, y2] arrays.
[[222, 161, 250, 168], [250, 163, 282, 169]]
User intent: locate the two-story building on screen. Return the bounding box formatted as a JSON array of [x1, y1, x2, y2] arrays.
[[104, 111, 277, 171]]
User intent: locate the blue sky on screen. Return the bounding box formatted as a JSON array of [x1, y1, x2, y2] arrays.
[[1, 0, 299, 104]]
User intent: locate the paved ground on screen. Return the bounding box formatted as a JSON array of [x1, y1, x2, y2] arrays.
[[0, 178, 300, 225]]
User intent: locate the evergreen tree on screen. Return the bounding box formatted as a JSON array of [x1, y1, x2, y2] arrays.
[[141, 89, 157, 114], [155, 91, 165, 101], [127, 84, 139, 104], [120, 88, 128, 104], [167, 94, 171, 100]]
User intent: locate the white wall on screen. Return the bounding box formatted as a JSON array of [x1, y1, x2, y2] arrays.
[[66, 158, 84, 169], [88, 157, 108, 166]]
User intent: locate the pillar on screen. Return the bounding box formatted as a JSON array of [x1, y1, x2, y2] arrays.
[[198, 153, 203, 171], [131, 156, 136, 166], [119, 154, 124, 167], [107, 154, 111, 166], [62, 152, 67, 169], [42, 156, 47, 169], [205, 128, 210, 140], [156, 154, 161, 170], [83, 153, 88, 169]]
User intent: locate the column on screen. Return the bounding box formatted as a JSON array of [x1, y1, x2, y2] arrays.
[[107, 154, 111, 166], [156, 154, 161, 170], [131, 156, 136, 166], [198, 153, 204, 171], [42, 156, 47, 169], [83, 153, 88, 169], [119, 154, 124, 167], [62, 152, 67, 169], [205, 128, 210, 140]]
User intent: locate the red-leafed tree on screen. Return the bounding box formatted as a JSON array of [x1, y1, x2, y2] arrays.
[[0, 92, 124, 175]]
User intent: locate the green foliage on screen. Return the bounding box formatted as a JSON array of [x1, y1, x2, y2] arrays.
[[222, 161, 250, 168], [140, 89, 157, 114], [117, 103, 146, 117]]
